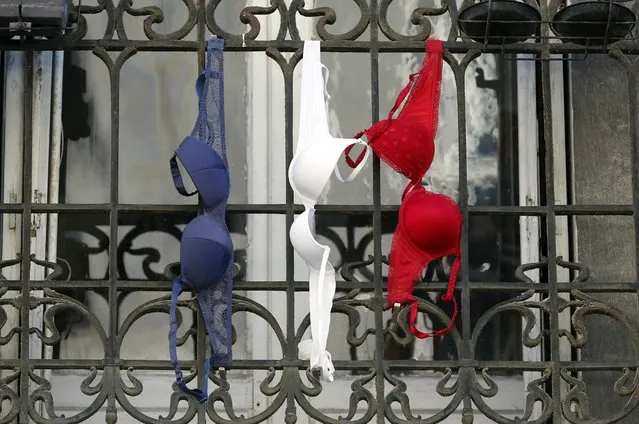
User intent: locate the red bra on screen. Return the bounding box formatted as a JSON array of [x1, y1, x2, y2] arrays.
[[346, 39, 462, 339]]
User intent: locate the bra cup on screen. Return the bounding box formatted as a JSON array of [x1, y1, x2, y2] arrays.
[[387, 188, 461, 307], [369, 119, 435, 182], [177, 136, 227, 170], [400, 189, 462, 255], [290, 138, 358, 204], [176, 136, 229, 205], [290, 209, 327, 266], [180, 215, 232, 292], [190, 167, 230, 210], [387, 228, 430, 306], [289, 215, 309, 255]]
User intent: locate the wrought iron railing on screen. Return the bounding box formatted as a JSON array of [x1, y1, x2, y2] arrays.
[[0, 1, 638, 424]]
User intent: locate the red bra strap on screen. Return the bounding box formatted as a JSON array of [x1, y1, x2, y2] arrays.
[[344, 74, 416, 169], [387, 39, 443, 123], [409, 255, 460, 339], [344, 130, 369, 168]]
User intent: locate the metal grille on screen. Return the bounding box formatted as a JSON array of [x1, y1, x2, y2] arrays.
[[1, 1, 639, 423]]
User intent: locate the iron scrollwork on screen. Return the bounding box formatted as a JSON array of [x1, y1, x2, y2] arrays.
[[1, 0, 639, 423], [118, 0, 198, 41], [378, 0, 450, 42]]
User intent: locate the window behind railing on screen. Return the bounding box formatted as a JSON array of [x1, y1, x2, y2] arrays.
[[1, 1, 638, 424]]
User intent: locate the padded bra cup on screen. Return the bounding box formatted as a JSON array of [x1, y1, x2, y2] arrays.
[[401, 189, 462, 255], [288, 136, 361, 206], [369, 118, 436, 181], [180, 215, 231, 292], [190, 167, 229, 209], [175, 136, 230, 209], [290, 209, 327, 266]]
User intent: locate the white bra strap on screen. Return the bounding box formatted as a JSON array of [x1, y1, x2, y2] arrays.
[[321, 64, 331, 104], [334, 139, 371, 183], [315, 246, 335, 381], [316, 245, 330, 333], [321, 64, 331, 131], [297, 41, 330, 155]]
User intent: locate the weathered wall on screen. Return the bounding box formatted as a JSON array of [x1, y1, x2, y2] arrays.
[[570, 55, 638, 423]]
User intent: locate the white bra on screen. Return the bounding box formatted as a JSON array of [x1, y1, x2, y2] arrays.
[[288, 40, 370, 382]]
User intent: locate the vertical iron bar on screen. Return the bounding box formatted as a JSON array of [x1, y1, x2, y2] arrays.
[[629, 69, 639, 284], [285, 49, 297, 424], [107, 60, 120, 424], [455, 52, 473, 417], [369, 1, 385, 423], [108, 59, 119, 367], [456, 59, 471, 348], [540, 51, 561, 423], [197, 0, 206, 71], [18, 50, 34, 424]]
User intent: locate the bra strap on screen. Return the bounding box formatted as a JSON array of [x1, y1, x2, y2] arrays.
[[297, 40, 331, 155], [389, 72, 420, 120], [409, 255, 459, 339], [190, 38, 228, 165], [170, 62, 214, 198], [343, 72, 418, 170], [169, 154, 198, 197], [312, 243, 336, 381], [169, 277, 212, 404], [344, 132, 369, 168], [334, 140, 371, 183], [321, 64, 331, 106]]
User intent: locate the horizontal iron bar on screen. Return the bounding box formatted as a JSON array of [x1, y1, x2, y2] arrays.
[[1, 359, 636, 371], [1, 280, 636, 293], [0, 203, 633, 215], [1, 39, 639, 55], [0, 203, 376, 213], [385, 361, 639, 371], [470, 204, 634, 215]]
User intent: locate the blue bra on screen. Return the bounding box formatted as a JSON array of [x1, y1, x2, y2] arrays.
[[168, 38, 233, 404]]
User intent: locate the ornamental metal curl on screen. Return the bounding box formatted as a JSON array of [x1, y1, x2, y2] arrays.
[[560, 367, 639, 424], [289, 0, 370, 41], [295, 368, 377, 424], [384, 366, 464, 423], [471, 367, 553, 424], [378, 0, 448, 42], [118, 0, 198, 41], [205, 0, 288, 42], [0, 369, 20, 424], [206, 368, 286, 424], [115, 366, 198, 424], [556, 290, 639, 424], [29, 366, 109, 424]]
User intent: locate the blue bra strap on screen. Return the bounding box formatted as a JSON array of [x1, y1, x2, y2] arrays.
[[196, 72, 206, 101], [195, 70, 222, 101], [169, 277, 212, 404], [169, 154, 198, 197]]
